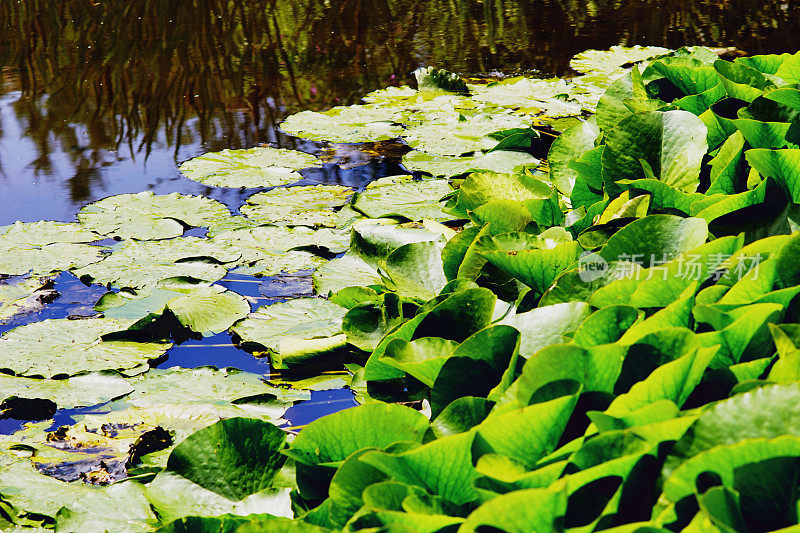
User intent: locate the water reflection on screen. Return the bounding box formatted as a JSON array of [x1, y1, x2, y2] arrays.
[[0, 0, 798, 224]]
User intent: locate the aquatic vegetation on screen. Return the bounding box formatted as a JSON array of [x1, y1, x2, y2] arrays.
[[6, 45, 800, 531]]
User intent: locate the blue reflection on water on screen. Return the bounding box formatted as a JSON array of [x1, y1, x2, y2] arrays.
[[281, 388, 359, 428]]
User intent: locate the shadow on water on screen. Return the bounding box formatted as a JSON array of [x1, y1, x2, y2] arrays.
[[1, 0, 799, 224]]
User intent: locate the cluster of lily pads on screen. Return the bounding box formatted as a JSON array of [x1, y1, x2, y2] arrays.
[[4, 44, 800, 531]]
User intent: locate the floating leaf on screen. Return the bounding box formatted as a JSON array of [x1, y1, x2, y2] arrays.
[[179, 147, 321, 188], [230, 298, 347, 368], [351, 178, 453, 221], [0, 318, 171, 378], [73, 237, 234, 289], [240, 185, 353, 227], [78, 192, 231, 240], [402, 150, 537, 177]]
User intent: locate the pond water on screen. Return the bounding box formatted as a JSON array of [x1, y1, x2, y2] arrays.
[[1, 0, 798, 429]]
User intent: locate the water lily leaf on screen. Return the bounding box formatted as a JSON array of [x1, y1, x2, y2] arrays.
[[714, 60, 776, 102], [351, 178, 454, 221], [312, 255, 382, 296], [572, 46, 669, 78], [401, 112, 532, 156], [664, 436, 800, 505], [0, 372, 133, 409], [78, 192, 231, 240], [572, 306, 641, 347], [211, 226, 349, 269], [284, 403, 429, 467], [0, 318, 171, 378], [602, 110, 708, 193], [462, 487, 567, 533], [515, 344, 624, 402], [0, 461, 152, 522], [230, 298, 347, 368], [146, 471, 291, 524], [668, 384, 800, 471], [240, 185, 353, 227], [481, 241, 583, 294], [101, 285, 250, 335], [156, 513, 304, 533], [0, 242, 107, 277], [452, 170, 553, 216], [179, 147, 321, 188], [430, 397, 495, 438], [166, 287, 251, 334], [341, 292, 403, 353], [707, 130, 746, 194], [402, 149, 537, 177], [476, 393, 578, 467], [125, 367, 307, 408], [604, 345, 717, 418], [54, 482, 157, 533], [599, 215, 708, 266], [0, 221, 101, 246], [382, 240, 447, 300], [360, 431, 478, 505], [73, 237, 233, 289], [279, 109, 404, 143], [745, 148, 800, 202], [548, 118, 601, 195], [501, 302, 592, 358], [379, 337, 458, 387], [165, 417, 287, 501]]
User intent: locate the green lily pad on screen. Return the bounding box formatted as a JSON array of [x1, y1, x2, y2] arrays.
[[77, 192, 232, 240], [284, 403, 429, 467], [179, 147, 321, 188], [571, 45, 670, 78], [2, 244, 106, 278], [72, 237, 235, 290], [100, 285, 251, 335], [279, 108, 404, 143], [230, 298, 347, 368], [166, 417, 288, 501], [0, 318, 171, 378], [0, 221, 101, 246], [351, 178, 453, 221], [402, 150, 538, 177], [0, 372, 133, 409], [210, 226, 349, 270], [312, 255, 382, 295], [601, 110, 708, 193], [400, 113, 531, 156], [125, 367, 308, 408], [239, 185, 353, 227]]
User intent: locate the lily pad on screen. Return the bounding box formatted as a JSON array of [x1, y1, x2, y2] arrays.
[[230, 298, 348, 368], [0, 372, 133, 409], [571, 45, 670, 78], [72, 237, 235, 290], [124, 367, 309, 408], [402, 149, 538, 177], [351, 178, 453, 221], [240, 185, 353, 227], [0, 318, 171, 378], [279, 108, 404, 143], [77, 192, 232, 241], [179, 147, 321, 188]]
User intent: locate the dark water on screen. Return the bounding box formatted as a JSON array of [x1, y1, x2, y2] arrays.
[[1, 0, 799, 430], [1, 0, 799, 225]]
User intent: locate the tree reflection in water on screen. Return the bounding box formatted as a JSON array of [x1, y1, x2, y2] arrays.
[[0, 0, 798, 222]]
